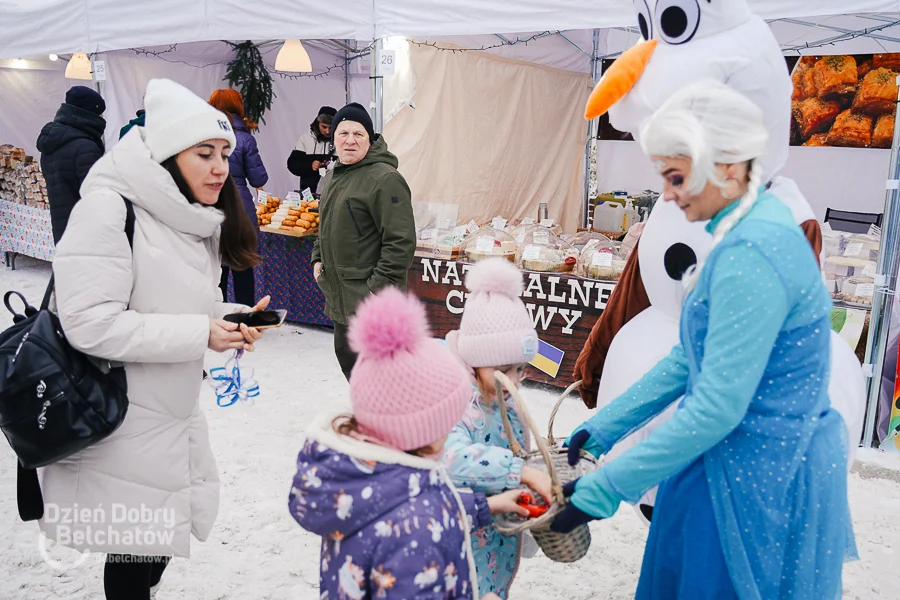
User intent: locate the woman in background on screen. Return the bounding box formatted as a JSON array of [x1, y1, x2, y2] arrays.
[[209, 88, 268, 305]]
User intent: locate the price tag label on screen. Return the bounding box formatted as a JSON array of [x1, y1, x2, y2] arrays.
[[301, 188, 315, 202], [284, 192, 302, 206], [92, 60, 107, 81], [476, 237, 495, 253], [453, 225, 468, 238], [491, 217, 508, 230], [533, 231, 550, 246], [591, 252, 613, 267], [862, 262, 877, 278], [856, 283, 875, 298], [540, 219, 555, 227], [523, 245, 542, 260], [868, 224, 882, 239], [257, 190, 269, 205], [378, 49, 396, 76], [520, 217, 535, 225], [844, 243, 864, 257], [421, 228, 438, 241], [467, 220, 480, 234]]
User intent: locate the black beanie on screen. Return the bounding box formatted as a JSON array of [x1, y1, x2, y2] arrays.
[[65, 86, 106, 116], [332, 102, 375, 141], [318, 106, 337, 118]]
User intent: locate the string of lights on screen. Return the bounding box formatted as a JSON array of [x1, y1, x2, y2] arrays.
[[410, 31, 560, 53]]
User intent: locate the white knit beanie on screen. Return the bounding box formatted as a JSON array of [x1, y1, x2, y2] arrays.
[[143, 78, 237, 163], [447, 258, 538, 368]]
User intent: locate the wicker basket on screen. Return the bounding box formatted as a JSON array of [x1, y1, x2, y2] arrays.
[[491, 375, 599, 563]]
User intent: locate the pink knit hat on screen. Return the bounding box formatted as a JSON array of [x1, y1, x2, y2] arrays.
[[348, 287, 472, 451], [447, 258, 538, 368]]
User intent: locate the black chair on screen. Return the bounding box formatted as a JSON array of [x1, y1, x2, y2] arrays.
[[824, 208, 883, 234]]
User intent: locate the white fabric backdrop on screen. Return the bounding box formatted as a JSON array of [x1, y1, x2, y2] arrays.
[[384, 43, 591, 232], [0, 66, 71, 157]]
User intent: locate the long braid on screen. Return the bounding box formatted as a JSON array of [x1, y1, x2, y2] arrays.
[[683, 159, 765, 292]]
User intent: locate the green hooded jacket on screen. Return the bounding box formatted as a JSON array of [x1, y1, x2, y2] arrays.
[[312, 135, 415, 324]]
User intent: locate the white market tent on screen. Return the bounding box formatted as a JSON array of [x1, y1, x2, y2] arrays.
[[1, 1, 899, 55]]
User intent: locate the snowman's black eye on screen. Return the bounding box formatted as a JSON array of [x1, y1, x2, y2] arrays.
[[634, 1, 653, 41], [655, 0, 701, 45]]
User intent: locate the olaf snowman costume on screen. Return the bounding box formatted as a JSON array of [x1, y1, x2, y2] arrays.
[[572, 0, 866, 519]]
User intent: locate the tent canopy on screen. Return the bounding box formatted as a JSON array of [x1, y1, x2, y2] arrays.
[[2, 0, 899, 59]]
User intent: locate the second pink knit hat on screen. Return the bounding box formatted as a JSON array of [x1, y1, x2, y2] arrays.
[[348, 287, 472, 451], [447, 258, 538, 368]]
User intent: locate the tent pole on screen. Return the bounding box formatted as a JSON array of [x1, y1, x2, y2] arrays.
[[582, 29, 601, 229], [861, 82, 900, 448], [371, 38, 384, 133], [345, 48, 350, 105]]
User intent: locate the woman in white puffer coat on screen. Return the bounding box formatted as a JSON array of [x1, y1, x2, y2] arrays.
[[41, 79, 266, 600]]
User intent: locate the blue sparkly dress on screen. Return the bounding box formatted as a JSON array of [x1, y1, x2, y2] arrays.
[[572, 191, 857, 599]]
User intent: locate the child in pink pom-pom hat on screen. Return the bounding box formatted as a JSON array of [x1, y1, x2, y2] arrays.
[[443, 258, 553, 600], [289, 286, 524, 600]]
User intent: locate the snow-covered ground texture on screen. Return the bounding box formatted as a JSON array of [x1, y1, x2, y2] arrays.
[[1, 256, 898, 599]]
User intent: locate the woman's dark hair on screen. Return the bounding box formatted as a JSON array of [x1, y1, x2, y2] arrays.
[[161, 156, 261, 271], [333, 415, 434, 457]]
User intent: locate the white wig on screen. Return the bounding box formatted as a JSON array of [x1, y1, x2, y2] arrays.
[[639, 80, 770, 291]]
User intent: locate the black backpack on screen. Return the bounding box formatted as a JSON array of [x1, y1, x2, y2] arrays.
[[0, 198, 135, 521]]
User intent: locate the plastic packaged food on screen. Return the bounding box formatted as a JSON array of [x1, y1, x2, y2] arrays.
[[577, 238, 628, 280], [516, 230, 578, 273], [460, 227, 518, 263]]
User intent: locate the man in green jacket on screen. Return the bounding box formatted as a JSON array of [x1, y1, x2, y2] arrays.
[[311, 103, 416, 379]]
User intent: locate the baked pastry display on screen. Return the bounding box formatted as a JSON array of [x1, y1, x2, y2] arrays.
[[827, 110, 873, 147], [853, 68, 899, 115], [812, 55, 858, 98], [803, 133, 829, 147], [793, 98, 841, 139], [873, 114, 895, 149]]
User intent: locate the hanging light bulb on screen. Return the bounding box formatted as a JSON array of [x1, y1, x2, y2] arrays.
[[275, 40, 312, 73], [48, 54, 59, 62], [65, 52, 92, 80]]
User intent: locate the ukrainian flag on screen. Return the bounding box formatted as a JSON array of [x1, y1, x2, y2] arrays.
[[530, 339, 565, 378]]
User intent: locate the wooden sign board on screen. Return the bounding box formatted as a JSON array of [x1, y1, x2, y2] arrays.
[[408, 258, 617, 388]]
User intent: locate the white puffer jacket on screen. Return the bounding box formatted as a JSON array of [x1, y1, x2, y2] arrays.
[[39, 128, 241, 557]]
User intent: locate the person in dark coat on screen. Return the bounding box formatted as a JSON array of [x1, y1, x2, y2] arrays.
[[209, 88, 269, 306], [287, 106, 336, 194], [119, 109, 145, 139], [36, 86, 106, 243]]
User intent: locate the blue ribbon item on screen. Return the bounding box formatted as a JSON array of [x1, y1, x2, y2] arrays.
[[208, 349, 260, 407]]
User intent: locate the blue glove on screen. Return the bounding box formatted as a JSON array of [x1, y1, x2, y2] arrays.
[[550, 480, 600, 534], [566, 430, 593, 467]]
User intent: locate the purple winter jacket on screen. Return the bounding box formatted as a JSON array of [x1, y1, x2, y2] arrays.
[[227, 114, 268, 223], [289, 415, 492, 600]]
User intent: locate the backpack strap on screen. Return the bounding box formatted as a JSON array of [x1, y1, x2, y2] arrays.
[[17, 462, 44, 521], [41, 196, 136, 311]]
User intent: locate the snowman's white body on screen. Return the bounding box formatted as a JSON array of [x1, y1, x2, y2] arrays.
[[593, 1, 866, 518]]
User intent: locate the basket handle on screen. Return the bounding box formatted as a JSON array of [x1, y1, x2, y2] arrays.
[[546, 380, 583, 447], [493, 372, 565, 506]]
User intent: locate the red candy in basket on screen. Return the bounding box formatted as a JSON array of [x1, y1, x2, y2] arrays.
[[517, 491, 550, 518]]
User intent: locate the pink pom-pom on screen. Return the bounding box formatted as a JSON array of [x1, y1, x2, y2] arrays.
[[349, 288, 431, 358], [465, 258, 524, 297]]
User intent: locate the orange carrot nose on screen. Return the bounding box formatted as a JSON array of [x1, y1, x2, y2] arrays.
[[585, 39, 658, 120]]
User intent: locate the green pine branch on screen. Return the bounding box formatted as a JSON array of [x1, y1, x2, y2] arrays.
[[224, 41, 275, 129]]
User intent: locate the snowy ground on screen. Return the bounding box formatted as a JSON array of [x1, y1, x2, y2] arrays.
[[1, 256, 899, 599]]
